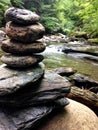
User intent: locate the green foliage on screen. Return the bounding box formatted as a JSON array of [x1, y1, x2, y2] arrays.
[[0, 0, 10, 26], [10, 0, 24, 8], [74, 0, 98, 37], [53, 0, 98, 37], [0, 0, 98, 37], [41, 16, 61, 33], [23, 0, 59, 33]]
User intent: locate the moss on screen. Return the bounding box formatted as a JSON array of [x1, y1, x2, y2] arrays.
[[88, 38, 98, 44], [74, 31, 88, 39], [0, 49, 4, 65], [85, 48, 98, 54]]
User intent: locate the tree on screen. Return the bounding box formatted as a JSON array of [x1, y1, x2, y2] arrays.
[[10, 0, 24, 8], [0, 0, 98, 37], [0, 0, 10, 26]]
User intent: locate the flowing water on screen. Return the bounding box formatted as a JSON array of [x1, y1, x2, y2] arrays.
[[42, 41, 98, 81]]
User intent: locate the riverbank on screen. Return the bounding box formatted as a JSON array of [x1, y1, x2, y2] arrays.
[[41, 32, 98, 45]]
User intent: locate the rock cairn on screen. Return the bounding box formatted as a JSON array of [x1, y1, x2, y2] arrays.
[[0, 7, 70, 130], [1, 7, 46, 68]]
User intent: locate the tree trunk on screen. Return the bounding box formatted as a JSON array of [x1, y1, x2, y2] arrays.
[[68, 86, 98, 115]]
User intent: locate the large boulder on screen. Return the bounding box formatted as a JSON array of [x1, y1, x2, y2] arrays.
[[1, 39, 46, 54], [6, 21, 45, 42], [1, 54, 44, 68], [5, 7, 40, 25], [36, 99, 98, 130]]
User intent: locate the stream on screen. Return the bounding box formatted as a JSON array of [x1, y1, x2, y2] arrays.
[[0, 38, 98, 81], [42, 40, 98, 81]]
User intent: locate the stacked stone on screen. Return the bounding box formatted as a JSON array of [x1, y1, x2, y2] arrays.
[[1, 7, 45, 68], [0, 7, 71, 130]]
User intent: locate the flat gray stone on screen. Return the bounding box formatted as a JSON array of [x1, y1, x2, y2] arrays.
[[6, 22, 45, 42], [0, 98, 68, 130], [5, 7, 40, 25], [1, 54, 44, 68], [0, 71, 71, 107], [0, 63, 44, 96], [1, 39, 46, 54]]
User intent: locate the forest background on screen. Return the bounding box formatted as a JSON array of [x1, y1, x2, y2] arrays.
[[0, 0, 98, 38]]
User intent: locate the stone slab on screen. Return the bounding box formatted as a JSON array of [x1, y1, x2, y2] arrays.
[[0, 98, 68, 130], [0, 71, 71, 107], [0, 63, 44, 96]]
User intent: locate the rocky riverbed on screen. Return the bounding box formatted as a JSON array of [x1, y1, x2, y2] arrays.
[[38, 34, 98, 81], [40, 35, 98, 115]]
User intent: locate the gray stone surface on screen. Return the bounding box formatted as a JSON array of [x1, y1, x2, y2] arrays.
[[1, 54, 44, 68], [0, 63, 44, 96], [73, 73, 98, 89], [5, 7, 40, 25], [0, 71, 71, 107], [0, 98, 68, 130], [1, 39, 46, 54], [6, 21, 45, 42]]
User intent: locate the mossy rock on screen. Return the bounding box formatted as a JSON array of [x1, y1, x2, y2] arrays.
[[75, 31, 88, 39], [88, 38, 98, 44]]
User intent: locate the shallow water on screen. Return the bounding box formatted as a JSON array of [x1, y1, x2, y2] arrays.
[[42, 42, 98, 81]]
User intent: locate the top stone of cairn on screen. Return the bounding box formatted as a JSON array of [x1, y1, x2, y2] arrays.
[[5, 7, 40, 25]]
